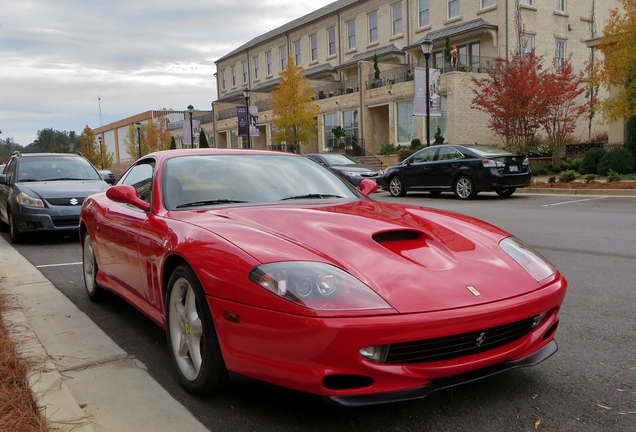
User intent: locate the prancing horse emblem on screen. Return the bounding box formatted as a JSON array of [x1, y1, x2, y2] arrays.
[[476, 332, 487, 347]]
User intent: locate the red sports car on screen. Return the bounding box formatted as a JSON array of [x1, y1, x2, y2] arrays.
[[79, 149, 567, 406]]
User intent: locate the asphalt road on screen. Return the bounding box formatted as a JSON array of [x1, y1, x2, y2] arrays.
[[2, 191, 635, 432]]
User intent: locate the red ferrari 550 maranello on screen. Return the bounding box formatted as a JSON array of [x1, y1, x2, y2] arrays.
[[79, 149, 567, 406]]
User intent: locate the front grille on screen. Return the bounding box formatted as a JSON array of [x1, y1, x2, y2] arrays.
[[52, 217, 80, 228], [47, 197, 85, 206], [385, 315, 539, 364], [360, 172, 381, 178]]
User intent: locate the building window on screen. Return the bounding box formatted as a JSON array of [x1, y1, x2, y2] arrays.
[[470, 42, 481, 71], [221, 70, 226, 90], [368, 12, 378, 43], [522, 34, 534, 55], [343, 110, 358, 141], [231, 65, 236, 87], [280, 46, 287, 70], [392, 3, 403, 36], [242, 61, 248, 84], [328, 28, 336, 56], [266, 51, 272, 76], [481, 0, 495, 8], [430, 98, 447, 144], [310, 34, 318, 62], [418, 0, 430, 27], [294, 40, 301, 66], [323, 113, 337, 149], [230, 129, 239, 149], [448, 0, 460, 19], [347, 20, 356, 50], [521, 0, 533, 5], [555, 39, 566, 68], [433, 51, 445, 70], [555, 0, 565, 12], [253, 56, 259, 80], [396, 101, 416, 144]]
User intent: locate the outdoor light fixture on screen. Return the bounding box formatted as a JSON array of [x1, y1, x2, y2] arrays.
[[421, 38, 433, 147], [243, 88, 251, 149], [187, 104, 194, 148], [135, 122, 142, 158], [98, 135, 104, 169]]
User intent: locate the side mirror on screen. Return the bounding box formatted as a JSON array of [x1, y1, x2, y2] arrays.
[[359, 178, 379, 196], [0, 174, 7, 185], [106, 185, 151, 212]]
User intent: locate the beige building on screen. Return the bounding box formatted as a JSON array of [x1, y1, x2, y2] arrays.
[[212, 0, 617, 155]]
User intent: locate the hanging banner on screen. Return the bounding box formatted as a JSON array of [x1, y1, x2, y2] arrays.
[[249, 105, 260, 137], [413, 67, 441, 117], [183, 119, 201, 147], [237, 106, 248, 137]]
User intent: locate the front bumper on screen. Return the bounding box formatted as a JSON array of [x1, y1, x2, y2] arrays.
[[327, 340, 557, 406], [13, 204, 81, 233]]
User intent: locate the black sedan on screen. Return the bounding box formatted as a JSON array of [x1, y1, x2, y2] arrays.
[[382, 144, 531, 199], [98, 169, 117, 185], [305, 153, 383, 187]]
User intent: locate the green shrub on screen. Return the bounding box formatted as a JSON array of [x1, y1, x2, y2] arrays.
[[606, 169, 623, 182], [434, 126, 445, 144], [548, 176, 556, 183], [527, 144, 553, 157], [532, 166, 550, 176], [559, 170, 576, 182], [579, 147, 606, 174], [584, 174, 595, 183], [562, 158, 581, 172], [378, 144, 398, 155], [597, 147, 636, 175], [410, 138, 421, 150]]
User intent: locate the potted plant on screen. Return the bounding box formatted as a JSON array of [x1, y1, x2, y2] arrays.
[[331, 126, 347, 148]]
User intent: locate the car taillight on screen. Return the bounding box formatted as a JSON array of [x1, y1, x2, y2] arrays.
[[482, 160, 505, 168]]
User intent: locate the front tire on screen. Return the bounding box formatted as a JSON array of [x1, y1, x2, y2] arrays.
[[8, 211, 24, 244], [82, 232, 106, 302], [166, 265, 227, 395], [496, 188, 516, 197], [388, 176, 407, 197], [454, 176, 476, 200]]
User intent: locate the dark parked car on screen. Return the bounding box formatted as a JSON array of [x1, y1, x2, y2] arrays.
[[382, 144, 531, 199], [0, 152, 109, 243], [98, 169, 117, 185], [305, 153, 383, 187]]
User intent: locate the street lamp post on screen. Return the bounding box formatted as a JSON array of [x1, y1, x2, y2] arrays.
[[421, 38, 434, 147], [135, 122, 142, 158], [242, 88, 251, 149], [187, 105, 194, 148], [98, 135, 104, 169]]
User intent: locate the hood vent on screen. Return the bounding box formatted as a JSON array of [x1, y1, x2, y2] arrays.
[[372, 230, 420, 244]]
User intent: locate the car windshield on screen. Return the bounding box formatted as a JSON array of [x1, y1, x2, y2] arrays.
[[320, 154, 362, 165], [162, 154, 361, 209], [17, 156, 102, 181], [464, 145, 515, 157]]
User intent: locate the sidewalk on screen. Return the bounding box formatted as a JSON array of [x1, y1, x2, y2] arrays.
[[0, 237, 209, 432]]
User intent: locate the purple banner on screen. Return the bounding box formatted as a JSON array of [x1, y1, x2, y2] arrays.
[[237, 106, 248, 137]]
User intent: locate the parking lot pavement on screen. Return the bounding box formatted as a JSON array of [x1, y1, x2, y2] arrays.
[[0, 237, 210, 432]]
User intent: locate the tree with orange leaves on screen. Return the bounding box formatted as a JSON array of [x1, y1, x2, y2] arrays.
[[597, 0, 636, 122]]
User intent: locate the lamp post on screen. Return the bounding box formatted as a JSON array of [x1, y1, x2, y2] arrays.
[[135, 122, 142, 158], [421, 38, 433, 147], [98, 135, 103, 169], [242, 88, 251, 149], [187, 104, 194, 148]]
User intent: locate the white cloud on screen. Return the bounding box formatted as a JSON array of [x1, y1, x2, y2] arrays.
[[0, 0, 335, 146]]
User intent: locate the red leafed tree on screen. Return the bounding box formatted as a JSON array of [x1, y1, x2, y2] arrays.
[[540, 58, 588, 165], [471, 53, 546, 155]]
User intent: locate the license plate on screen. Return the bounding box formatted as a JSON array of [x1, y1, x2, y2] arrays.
[[509, 165, 518, 172]]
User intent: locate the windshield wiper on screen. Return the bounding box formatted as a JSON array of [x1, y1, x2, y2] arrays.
[[280, 194, 344, 201], [176, 199, 248, 208]]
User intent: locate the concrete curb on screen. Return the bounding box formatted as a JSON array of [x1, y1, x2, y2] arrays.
[[0, 237, 209, 432]]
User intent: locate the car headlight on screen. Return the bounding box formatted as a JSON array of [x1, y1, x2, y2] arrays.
[[16, 192, 44, 208], [249, 262, 392, 311], [499, 237, 556, 282], [341, 171, 362, 177]]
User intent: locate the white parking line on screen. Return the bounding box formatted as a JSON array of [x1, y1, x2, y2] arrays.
[[542, 197, 607, 207], [36, 262, 82, 268]]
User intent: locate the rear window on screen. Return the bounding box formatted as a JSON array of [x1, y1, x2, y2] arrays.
[[464, 145, 514, 157]]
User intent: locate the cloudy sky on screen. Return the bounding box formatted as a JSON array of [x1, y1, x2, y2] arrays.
[[0, 0, 335, 146]]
